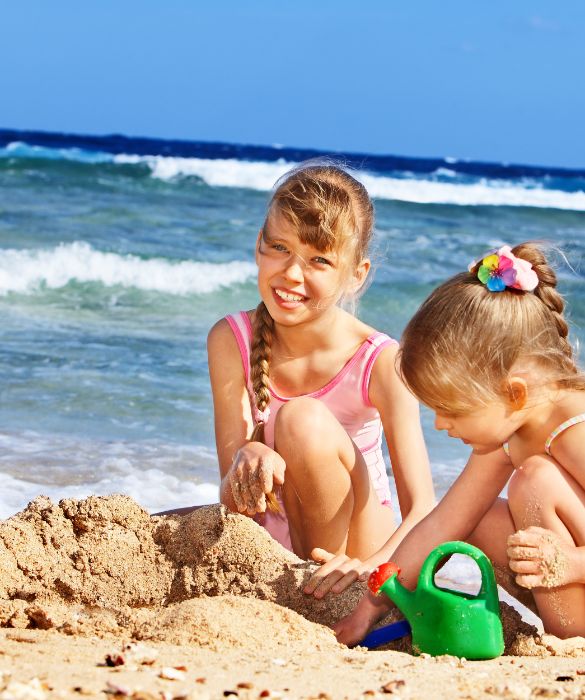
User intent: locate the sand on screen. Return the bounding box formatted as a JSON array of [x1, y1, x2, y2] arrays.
[[0, 496, 584, 699]]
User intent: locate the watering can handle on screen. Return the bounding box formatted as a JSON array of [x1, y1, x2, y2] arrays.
[[418, 541, 499, 602]]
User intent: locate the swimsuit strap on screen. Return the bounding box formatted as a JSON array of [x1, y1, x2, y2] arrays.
[[361, 333, 397, 407], [545, 413, 585, 456]]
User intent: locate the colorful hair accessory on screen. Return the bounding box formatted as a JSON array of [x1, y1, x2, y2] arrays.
[[469, 245, 538, 292]]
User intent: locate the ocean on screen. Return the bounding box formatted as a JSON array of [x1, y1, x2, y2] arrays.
[[1, 128, 584, 529]]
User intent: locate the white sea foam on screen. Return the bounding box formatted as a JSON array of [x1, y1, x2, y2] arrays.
[[114, 153, 585, 211], [114, 153, 294, 189], [360, 172, 585, 210], [0, 242, 256, 296], [0, 469, 218, 521], [4, 142, 584, 210], [0, 431, 219, 520]]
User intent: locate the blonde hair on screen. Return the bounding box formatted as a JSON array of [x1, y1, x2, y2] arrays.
[[250, 162, 374, 419], [399, 242, 585, 414]]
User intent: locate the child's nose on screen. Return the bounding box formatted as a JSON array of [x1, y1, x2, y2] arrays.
[[283, 254, 306, 279]]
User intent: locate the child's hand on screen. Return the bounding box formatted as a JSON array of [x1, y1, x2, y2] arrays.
[[507, 526, 576, 589], [303, 548, 370, 599], [229, 442, 286, 515], [333, 591, 393, 647]]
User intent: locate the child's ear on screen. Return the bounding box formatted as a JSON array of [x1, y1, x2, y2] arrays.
[[352, 258, 371, 292], [506, 376, 528, 410]]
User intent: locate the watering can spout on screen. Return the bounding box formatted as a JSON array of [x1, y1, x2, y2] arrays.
[[379, 574, 417, 619]]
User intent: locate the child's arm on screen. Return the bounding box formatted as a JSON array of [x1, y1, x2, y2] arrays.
[[333, 447, 514, 645], [208, 318, 285, 515]]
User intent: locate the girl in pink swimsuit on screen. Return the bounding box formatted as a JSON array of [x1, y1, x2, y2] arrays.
[[332, 243, 585, 643], [208, 163, 435, 587]]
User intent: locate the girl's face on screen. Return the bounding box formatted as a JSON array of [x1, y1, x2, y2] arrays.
[[434, 400, 520, 454], [256, 209, 365, 325]]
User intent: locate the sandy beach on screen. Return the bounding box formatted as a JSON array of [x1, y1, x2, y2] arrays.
[[0, 496, 584, 700]]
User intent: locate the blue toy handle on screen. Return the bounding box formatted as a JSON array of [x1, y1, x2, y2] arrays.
[[359, 619, 411, 649]]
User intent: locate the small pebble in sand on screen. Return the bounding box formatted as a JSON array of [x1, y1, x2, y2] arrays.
[[381, 679, 405, 694], [105, 679, 132, 696], [104, 642, 159, 669], [105, 652, 126, 667], [159, 667, 186, 681]]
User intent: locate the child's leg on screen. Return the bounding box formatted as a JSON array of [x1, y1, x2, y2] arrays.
[[506, 455, 585, 638], [467, 498, 539, 614], [273, 397, 395, 560]]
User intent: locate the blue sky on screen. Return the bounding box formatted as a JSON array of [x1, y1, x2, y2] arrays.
[[2, 1, 584, 168]]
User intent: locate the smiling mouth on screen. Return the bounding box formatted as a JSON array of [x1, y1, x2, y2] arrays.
[[274, 288, 305, 303]]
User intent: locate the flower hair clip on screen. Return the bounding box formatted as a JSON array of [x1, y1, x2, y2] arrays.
[[468, 245, 538, 293]]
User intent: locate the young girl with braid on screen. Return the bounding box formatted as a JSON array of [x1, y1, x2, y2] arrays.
[[330, 243, 585, 643], [207, 163, 435, 575]]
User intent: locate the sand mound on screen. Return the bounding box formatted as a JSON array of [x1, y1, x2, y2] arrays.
[[132, 596, 340, 651], [0, 496, 361, 651], [0, 495, 170, 610], [0, 494, 574, 658]]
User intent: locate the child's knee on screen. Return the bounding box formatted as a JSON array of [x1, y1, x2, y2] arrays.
[[508, 455, 559, 510], [275, 397, 333, 448]]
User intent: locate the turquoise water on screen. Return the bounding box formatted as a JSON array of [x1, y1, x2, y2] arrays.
[[1, 132, 584, 518]]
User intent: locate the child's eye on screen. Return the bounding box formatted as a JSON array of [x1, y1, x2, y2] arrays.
[[272, 243, 288, 253], [312, 256, 333, 267]]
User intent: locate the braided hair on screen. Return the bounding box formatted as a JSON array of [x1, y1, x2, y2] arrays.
[[398, 242, 585, 415]]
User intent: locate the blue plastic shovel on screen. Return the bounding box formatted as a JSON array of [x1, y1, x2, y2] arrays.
[[359, 619, 411, 649]]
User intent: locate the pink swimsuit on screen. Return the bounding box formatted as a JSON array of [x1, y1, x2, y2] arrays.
[[226, 311, 396, 551]]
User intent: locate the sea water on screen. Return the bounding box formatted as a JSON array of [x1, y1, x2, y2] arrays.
[[1, 129, 584, 563]]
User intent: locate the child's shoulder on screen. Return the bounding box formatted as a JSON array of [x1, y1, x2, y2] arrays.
[[208, 310, 254, 336], [552, 392, 585, 433], [546, 392, 585, 458], [344, 311, 395, 345], [208, 311, 253, 349], [207, 318, 232, 353]]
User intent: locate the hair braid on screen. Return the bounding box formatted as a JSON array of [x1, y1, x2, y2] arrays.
[[249, 302, 281, 512], [250, 301, 273, 417], [512, 243, 573, 362]]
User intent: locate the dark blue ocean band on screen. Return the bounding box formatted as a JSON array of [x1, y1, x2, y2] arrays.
[[359, 619, 411, 649]]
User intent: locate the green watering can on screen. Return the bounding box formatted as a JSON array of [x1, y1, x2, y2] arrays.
[[378, 541, 504, 659]]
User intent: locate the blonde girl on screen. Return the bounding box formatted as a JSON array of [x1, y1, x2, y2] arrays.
[[333, 242, 585, 643], [207, 163, 435, 567]]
